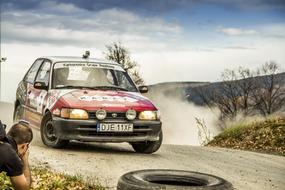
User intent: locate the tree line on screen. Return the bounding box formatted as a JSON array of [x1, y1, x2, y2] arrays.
[[192, 62, 285, 120], [104, 42, 285, 120]]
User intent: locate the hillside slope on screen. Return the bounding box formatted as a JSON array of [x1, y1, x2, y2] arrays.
[[208, 117, 285, 156]]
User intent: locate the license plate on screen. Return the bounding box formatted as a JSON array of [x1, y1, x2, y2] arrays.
[[97, 123, 133, 132]]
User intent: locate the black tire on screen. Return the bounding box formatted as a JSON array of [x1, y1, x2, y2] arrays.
[[117, 169, 233, 190], [13, 104, 23, 123], [41, 113, 69, 148], [131, 131, 163, 154]]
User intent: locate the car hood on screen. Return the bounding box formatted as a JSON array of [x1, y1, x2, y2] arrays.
[[52, 89, 157, 112]]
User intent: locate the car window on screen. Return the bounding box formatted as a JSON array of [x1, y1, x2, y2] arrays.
[[106, 70, 115, 85], [24, 59, 43, 83], [113, 70, 135, 90], [35, 60, 51, 86], [52, 62, 138, 92]]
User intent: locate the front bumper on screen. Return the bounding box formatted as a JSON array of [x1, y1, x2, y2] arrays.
[[52, 117, 162, 143]]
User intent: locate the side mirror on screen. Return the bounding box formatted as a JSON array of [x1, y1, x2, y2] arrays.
[[34, 81, 48, 90], [138, 85, 148, 93]]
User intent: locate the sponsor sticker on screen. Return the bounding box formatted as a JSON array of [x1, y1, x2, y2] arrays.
[[79, 95, 138, 103], [37, 91, 48, 113], [67, 67, 89, 80], [46, 90, 75, 109], [54, 62, 124, 71]]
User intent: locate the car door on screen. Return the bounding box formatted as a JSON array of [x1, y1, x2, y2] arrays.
[[20, 59, 43, 122], [25, 59, 51, 128]]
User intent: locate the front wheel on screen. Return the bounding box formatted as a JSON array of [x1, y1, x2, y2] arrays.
[[41, 113, 69, 148], [131, 131, 163, 154]]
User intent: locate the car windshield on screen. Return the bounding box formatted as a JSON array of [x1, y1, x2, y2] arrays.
[[52, 62, 138, 92]]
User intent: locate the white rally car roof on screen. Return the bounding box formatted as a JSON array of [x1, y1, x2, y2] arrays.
[[40, 56, 120, 66]]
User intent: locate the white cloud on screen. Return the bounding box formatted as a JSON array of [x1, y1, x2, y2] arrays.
[[2, 29, 285, 102], [218, 26, 258, 36], [133, 37, 285, 84], [1, 1, 285, 103], [257, 23, 285, 39], [2, 3, 182, 51], [38, 1, 83, 14]]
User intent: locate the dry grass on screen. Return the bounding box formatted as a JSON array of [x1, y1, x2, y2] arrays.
[[0, 167, 105, 190], [208, 116, 285, 156]]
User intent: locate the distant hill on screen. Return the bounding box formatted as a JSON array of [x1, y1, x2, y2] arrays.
[[147, 81, 209, 100], [186, 72, 285, 105], [148, 72, 285, 106]]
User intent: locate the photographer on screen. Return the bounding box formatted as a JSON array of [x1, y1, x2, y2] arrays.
[[0, 120, 33, 190]]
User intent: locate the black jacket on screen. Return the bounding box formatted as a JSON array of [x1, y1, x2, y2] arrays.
[[0, 121, 23, 176]]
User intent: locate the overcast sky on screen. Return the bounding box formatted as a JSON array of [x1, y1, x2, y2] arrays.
[[0, 0, 285, 102]]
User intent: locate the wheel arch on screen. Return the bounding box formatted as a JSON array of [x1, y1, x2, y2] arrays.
[[14, 99, 20, 109], [44, 109, 51, 115], [41, 109, 52, 127], [13, 99, 21, 122]]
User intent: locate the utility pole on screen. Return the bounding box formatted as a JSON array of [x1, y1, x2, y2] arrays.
[[0, 1, 3, 101], [0, 1, 2, 101], [0, 57, 2, 102], [0, 57, 7, 100]]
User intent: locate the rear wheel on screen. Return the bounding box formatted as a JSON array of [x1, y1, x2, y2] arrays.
[[131, 131, 163, 154], [41, 113, 69, 148], [13, 105, 23, 123]]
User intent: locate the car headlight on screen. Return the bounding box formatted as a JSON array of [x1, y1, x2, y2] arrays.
[[96, 109, 107, 120], [126, 109, 136, 120], [139, 111, 159, 120], [60, 108, 89, 119]]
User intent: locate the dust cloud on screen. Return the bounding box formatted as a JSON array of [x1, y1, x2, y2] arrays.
[[0, 94, 221, 146], [147, 92, 220, 145]]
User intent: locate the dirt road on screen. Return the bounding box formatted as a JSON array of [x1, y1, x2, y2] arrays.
[[1, 102, 284, 190]]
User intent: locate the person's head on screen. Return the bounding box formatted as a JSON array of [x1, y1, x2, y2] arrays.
[[7, 121, 33, 156]]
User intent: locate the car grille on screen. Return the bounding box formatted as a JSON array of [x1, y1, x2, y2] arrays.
[[78, 125, 149, 137], [83, 132, 147, 137]]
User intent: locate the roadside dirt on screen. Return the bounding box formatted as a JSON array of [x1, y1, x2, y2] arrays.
[[1, 102, 285, 190]]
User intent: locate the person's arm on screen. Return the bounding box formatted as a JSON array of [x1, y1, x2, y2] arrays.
[[10, 174, 30, 190], [10, 150, 31, 190], [22, 149, 32, 186]]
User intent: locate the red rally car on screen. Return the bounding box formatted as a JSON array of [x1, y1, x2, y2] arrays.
[[14, 56, 162, 153]]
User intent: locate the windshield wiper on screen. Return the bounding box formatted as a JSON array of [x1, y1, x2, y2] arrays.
[[54, 85, 129, 91], [54, 85, 98, 90], [92, 86, 129, 91]]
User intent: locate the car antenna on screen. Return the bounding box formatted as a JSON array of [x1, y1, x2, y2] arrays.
[[82, 51, 90, 59]]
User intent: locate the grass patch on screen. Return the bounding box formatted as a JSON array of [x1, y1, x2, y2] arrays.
[[0, 167, 105, 190], [208, 117, 285, 156]]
